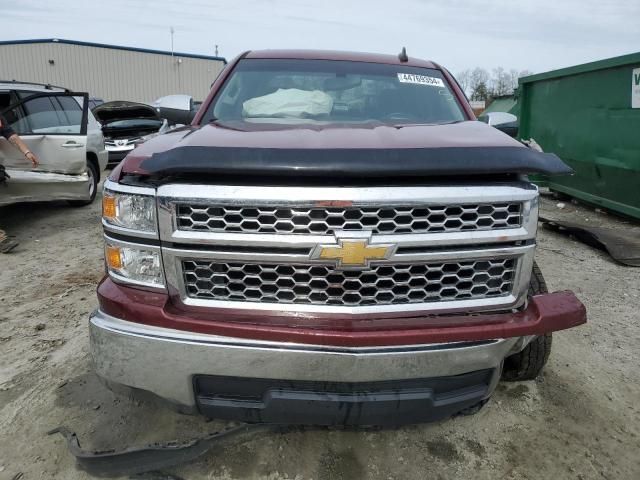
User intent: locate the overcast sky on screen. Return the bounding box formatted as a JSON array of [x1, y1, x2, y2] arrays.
[[1, 0, 638, 74]]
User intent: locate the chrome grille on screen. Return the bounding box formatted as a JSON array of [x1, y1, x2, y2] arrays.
[[176, 203, 522, 235], [182, 259, 516, 307]]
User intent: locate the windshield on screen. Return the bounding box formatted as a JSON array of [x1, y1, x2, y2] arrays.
[[204, 59, 466, 126]]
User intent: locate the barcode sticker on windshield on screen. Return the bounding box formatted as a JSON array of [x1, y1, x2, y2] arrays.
[[397, 73, 445, 87]]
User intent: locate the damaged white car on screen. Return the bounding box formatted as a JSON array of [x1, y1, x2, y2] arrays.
[[0, 81, 107, 207]]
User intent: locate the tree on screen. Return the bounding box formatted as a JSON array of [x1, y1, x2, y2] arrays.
[[507, 69, 520, 94], [490, 67, 511, 97], [471, 81, 490, 101], [469, 67, 490, 101], [515, 69, 533, 93], [457, 66, 534, 99], [456, 69, 472, 96]]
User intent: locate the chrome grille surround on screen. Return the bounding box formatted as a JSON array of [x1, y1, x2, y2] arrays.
[[158, 183, 539, 315], [183, 258, 517, 306], [176, 202, 522, 235]]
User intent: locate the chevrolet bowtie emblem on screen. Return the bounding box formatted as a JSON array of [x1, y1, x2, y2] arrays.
[[311, 236, 395, 269]]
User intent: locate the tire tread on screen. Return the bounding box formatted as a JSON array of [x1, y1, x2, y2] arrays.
[[501, 262, 552, 382]]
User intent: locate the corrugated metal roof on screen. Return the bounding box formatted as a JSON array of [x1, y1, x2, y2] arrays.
[[0, 38, 227, 63], [483, 96, 517, 115]]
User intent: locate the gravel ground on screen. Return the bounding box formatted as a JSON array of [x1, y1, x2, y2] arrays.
[[1, 183, 639, 480]]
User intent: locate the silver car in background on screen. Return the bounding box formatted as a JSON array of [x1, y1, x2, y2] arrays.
[[0, 81, 107, 207]]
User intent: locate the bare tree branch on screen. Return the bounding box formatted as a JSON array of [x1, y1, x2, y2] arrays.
[[457, 66, 535, 101]]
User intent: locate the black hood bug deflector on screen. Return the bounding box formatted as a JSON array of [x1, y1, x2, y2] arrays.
[[140, 145, 572, 179]]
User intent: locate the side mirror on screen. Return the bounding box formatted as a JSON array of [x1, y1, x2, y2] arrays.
[[154, 94, 197, 125], [478, 112, 519, 138]]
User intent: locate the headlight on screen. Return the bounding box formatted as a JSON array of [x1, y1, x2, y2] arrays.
[[103, 190, 156, 233], [105, 241, 164, 288]]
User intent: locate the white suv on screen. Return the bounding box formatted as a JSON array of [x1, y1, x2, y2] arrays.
[[0, 81, 108, 206]]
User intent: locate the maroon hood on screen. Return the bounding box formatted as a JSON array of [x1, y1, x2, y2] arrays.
[[130, 120, 519, 154]]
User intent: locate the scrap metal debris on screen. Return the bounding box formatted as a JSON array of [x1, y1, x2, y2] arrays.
[[540, 217, 640, 267], [48, 424, 273, 478]]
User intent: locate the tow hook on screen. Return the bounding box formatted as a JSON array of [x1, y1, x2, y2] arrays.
[[48, 424, 274, 477]]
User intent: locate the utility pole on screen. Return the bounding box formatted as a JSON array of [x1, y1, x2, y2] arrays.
[[170, 27, 175, 58], [170, 27, 178, 91], [215, 44, 219, 57]]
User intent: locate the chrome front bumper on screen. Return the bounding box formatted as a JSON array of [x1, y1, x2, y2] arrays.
[[90, 309, 520, 410]]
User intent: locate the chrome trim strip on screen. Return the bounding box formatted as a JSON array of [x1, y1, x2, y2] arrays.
[[177, 292, 521, 315], [163, 227, 535, 248], [389, 244, 533, 262], [104, 234, 162, 253], [157, 183, 538, 204], [108, 271, 166, 291], [102, 219, 159, 240], [163, 243, 533, 263]]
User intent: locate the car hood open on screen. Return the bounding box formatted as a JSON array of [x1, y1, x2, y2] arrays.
[[122, 120, 573, 179], [93, 101, 160, 124]]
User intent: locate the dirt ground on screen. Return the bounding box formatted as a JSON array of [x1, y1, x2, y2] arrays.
[[1, 181, 639, 480]]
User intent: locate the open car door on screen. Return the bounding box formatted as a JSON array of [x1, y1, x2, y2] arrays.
[[1, 92, 89, 173], [0, 92, 93, 206]]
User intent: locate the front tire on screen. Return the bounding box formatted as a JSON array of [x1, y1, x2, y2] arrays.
[[501, 263, 553, 381], [68, 161, 99, 206]]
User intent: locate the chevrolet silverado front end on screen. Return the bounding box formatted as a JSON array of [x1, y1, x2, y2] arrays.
[[91, 50, 586, 426]]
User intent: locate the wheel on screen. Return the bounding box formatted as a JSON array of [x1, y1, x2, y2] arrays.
[[501, 262, 553, 381], [68, 161, 99, 206]]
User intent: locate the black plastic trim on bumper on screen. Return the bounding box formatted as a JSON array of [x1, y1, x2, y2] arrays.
[[194, 369, 497, 427]]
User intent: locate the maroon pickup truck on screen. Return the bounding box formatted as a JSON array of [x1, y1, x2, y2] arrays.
[[93, 49, 586, 426]]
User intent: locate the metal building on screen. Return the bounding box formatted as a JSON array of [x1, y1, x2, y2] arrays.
[[0, 38, 226, 103]]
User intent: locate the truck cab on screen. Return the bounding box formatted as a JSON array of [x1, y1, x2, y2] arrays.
[[91, 50, 586, 426]]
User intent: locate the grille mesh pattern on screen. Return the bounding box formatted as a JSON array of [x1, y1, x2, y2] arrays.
[[176, 203, 522, 235], [183, 259, 516, 306]]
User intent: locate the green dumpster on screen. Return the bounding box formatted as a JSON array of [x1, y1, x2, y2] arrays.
[[518, 52, 640, 219]]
